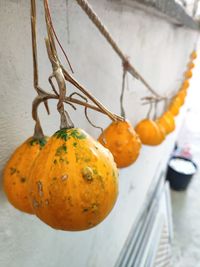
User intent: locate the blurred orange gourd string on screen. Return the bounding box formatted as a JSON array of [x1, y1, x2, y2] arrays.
[[135, 49, 197, 146]]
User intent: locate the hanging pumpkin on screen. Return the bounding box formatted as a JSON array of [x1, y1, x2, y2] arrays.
[[191, 50, 197, 60], [177, 89, 187, 105], [135, 119, 165, 146], [168, 97, 181, 116], [157, 111, 175, 134], [173, 95, 183, 107], [28, 128, 118, 231], [3, 137, 48, 214], [187, 62, 195, 70], [98, 120, 141, 168], [184, 70, 193, 79], [157, 121, 166, 141], [182, 80, 189, 90]]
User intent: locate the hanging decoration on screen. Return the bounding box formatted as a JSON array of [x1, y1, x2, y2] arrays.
[[135, 96, 166, 146], [168, 97, 181, 116], [135, 119, 165, 146], [2, 0, 125, 230], [157, 111, 175, 135], [135, 49, 197, 146], [98, 65, 141, 168], [3, 137, 49, 214], [191, 50, 197, 59], [2, 0, 50, 215], [185, 69, 193, 79], [188, 62, 195, 70], [28, 0, 124, 231], [98, 120, 141, 168], [2, 0, 198, 231], [29, 127, 119, 231]]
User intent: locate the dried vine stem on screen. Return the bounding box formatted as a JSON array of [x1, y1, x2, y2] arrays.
[[120, 69, 127, 118], [146, 101, 153, 119], [31, 0, 50, 102], [141, 95, 167, 105], [69, 92, 104, 134], [61, 66, 123, 122], [31, 0, 39, 91], [31, 0, 48, 139], [142, 96, 163, 120], [153, 100, 158, 120], [44, 0, 74, 129], [44, 0, 74, 73], [75, 0, 161, 98], [32, 93, 122, 122], [30, 0, 123, 134], [44, 0, 123, 122]]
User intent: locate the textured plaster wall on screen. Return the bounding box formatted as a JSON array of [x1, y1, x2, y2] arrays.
[[0, 1, 197, 267]]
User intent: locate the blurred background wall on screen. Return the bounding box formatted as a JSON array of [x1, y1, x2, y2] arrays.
[[0, 1, 198, 266]]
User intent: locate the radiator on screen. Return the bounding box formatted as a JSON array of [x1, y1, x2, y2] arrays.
[[115, 174, 173, 267]]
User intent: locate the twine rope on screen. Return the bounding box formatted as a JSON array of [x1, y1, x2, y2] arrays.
[[75, 0, 160, 97]]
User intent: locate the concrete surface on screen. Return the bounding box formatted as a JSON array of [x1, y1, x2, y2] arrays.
[[170, 50, 200, 267], [171, 169, 200, 267], [0, 0, 198, 266]]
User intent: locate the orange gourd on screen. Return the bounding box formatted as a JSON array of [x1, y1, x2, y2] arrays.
[[187, 62, 195, 70], [98, 120, 141, 168], [3, 137, 48, 214], [28, 128, 118, 231], [177, 89, 187, 104], [168, 97, 181, 116], [182, 80, 189, 90], [184, 70, 193, 79], [157, 111, 175, 134], [157, 122, 166, 141], [168, 103, 180, 116], [135, 119, 165, 146], [191, 51, 197, 60]]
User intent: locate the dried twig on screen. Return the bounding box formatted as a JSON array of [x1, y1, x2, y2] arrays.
[[120, 69, 127, 118], [69, 92, 104, 134], [30, 0, 123, 135], [32, 92, 122, 122]]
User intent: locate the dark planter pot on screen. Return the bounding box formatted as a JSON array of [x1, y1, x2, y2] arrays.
[[166, 156, 197, 191]]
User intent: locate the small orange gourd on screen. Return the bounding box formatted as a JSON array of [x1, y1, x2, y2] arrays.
[[3, 137, 48, 214], [177, 89, 187, 105], [28, 128, 118, 231], [168, 103, 179, 116], [157, 111, 175, 134], [185, 70, 193, 79], [182, 80, 189, 90], [98, 120, 141, 168], [168, 98, 181, 116], [191, 50, 197, 60], [157, 122, 166, 141], [135, 119, 165, 146], [187, 62, 195, 70]]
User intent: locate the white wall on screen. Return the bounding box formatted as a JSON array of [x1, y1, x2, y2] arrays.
[[0, 1, 197, 267]]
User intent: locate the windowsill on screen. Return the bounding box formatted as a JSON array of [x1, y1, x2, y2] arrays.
[[121, 0, 200, 30]]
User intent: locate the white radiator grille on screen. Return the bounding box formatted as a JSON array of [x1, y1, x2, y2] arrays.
[[115, 176, 173, 267], [153, 225, 171, 267]]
